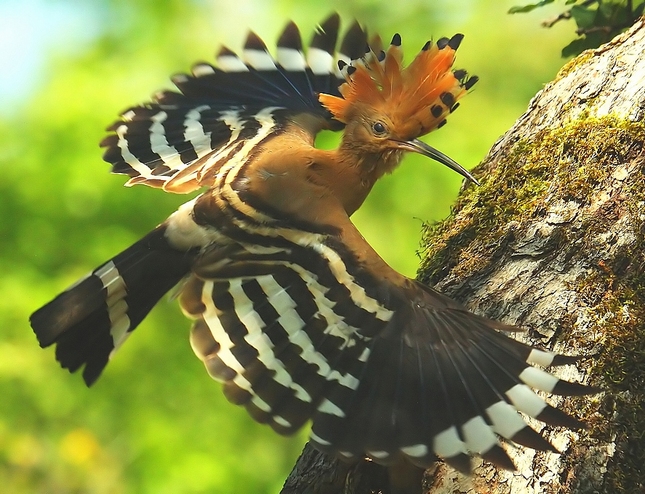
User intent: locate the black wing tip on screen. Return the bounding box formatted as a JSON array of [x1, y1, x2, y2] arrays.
[[320, 12, 340, 32], [443, 453, 472, 474], [60, 353, 104, 387], [217, 45, 238, 58], [553, 380, 603, 396], [340, 19, 368, 61], [551, 353, 586, 366], [481, 444, 516, 471], [511, 426, 560, 453], [51, 324, 112, 387], [436, 36, 449, 49], [537, 403, 588, 430], [244, 31, 268, 51], [310, 13, 341, 52], [278, 20, 303, 50]]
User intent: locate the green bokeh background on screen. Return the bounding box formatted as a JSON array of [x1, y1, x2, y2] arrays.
[[0, 0, 575, 492]]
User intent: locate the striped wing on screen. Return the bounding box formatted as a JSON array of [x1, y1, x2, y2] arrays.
[[100, 14, 368, 193], [179, 218, 595, 472], [180, 232, 392, 429], [310, 284, 592, 471]]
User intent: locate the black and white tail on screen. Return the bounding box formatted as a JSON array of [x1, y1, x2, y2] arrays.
[[30, 225, 198, 385]]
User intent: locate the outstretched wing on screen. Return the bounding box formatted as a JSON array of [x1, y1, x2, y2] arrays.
[[311, 281, 592, 472], [178, 198, 596, 472], [100, 14, 368, 193]]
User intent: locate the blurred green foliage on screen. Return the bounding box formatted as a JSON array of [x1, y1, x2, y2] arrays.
[[0, 0, 576, 492], [509, 0, 644, 56]]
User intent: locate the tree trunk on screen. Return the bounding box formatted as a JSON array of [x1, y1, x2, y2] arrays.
[[283, 19, 645, 494]]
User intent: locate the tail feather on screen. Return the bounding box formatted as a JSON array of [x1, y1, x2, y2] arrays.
[[30, 225, 197, 385]]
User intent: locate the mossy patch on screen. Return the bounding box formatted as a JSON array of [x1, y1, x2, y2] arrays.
[[418, 114, 645, 492], [590, 256, 645, 492], [556, 51, 595, 80], [419, 115, 645, 284]]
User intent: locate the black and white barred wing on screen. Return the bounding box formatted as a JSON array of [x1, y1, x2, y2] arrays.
[[100, 15, 368, 193], [177, 230, 596, 472], [179, 237, 388, 434], [321, 282, 595, 472]]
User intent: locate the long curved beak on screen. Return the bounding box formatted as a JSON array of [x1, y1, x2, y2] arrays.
[[393, 138, 480, 186]]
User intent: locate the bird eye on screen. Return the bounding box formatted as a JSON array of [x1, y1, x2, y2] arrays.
[[372, 121, 387, 136]]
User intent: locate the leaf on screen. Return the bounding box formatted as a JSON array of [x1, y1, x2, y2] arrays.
[[561, 31, 605, 57], [636, 1, 645, 17], [508, 0, 555, 14], [569, 4, 599, 29]]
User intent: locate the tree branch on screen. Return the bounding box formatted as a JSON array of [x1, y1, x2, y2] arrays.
[[283, 19, 645, 494]]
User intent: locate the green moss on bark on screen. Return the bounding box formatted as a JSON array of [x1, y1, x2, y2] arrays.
[[418, 115, 645, 493], [419, 116, 645, 283]]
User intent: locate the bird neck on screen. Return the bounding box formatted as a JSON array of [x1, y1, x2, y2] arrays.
[[329, 139, 404, 215], [252, 118, 405, 218], [313, 144, 399, 217]]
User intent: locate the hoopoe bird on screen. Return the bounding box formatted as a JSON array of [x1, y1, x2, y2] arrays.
[[31, 14, 596, 477]]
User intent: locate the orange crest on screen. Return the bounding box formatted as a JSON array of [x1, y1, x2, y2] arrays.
[[319, 33, 477, 139]]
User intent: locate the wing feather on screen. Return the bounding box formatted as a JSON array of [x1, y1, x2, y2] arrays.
[[101, 15, 368, 193], [178, 206, 595, 471]]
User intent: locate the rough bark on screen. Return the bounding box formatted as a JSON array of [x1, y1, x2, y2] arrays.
[[283, 19, 645, 494]]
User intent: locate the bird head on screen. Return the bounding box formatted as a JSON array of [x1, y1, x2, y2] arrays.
[[319, 32, 479, 183]]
